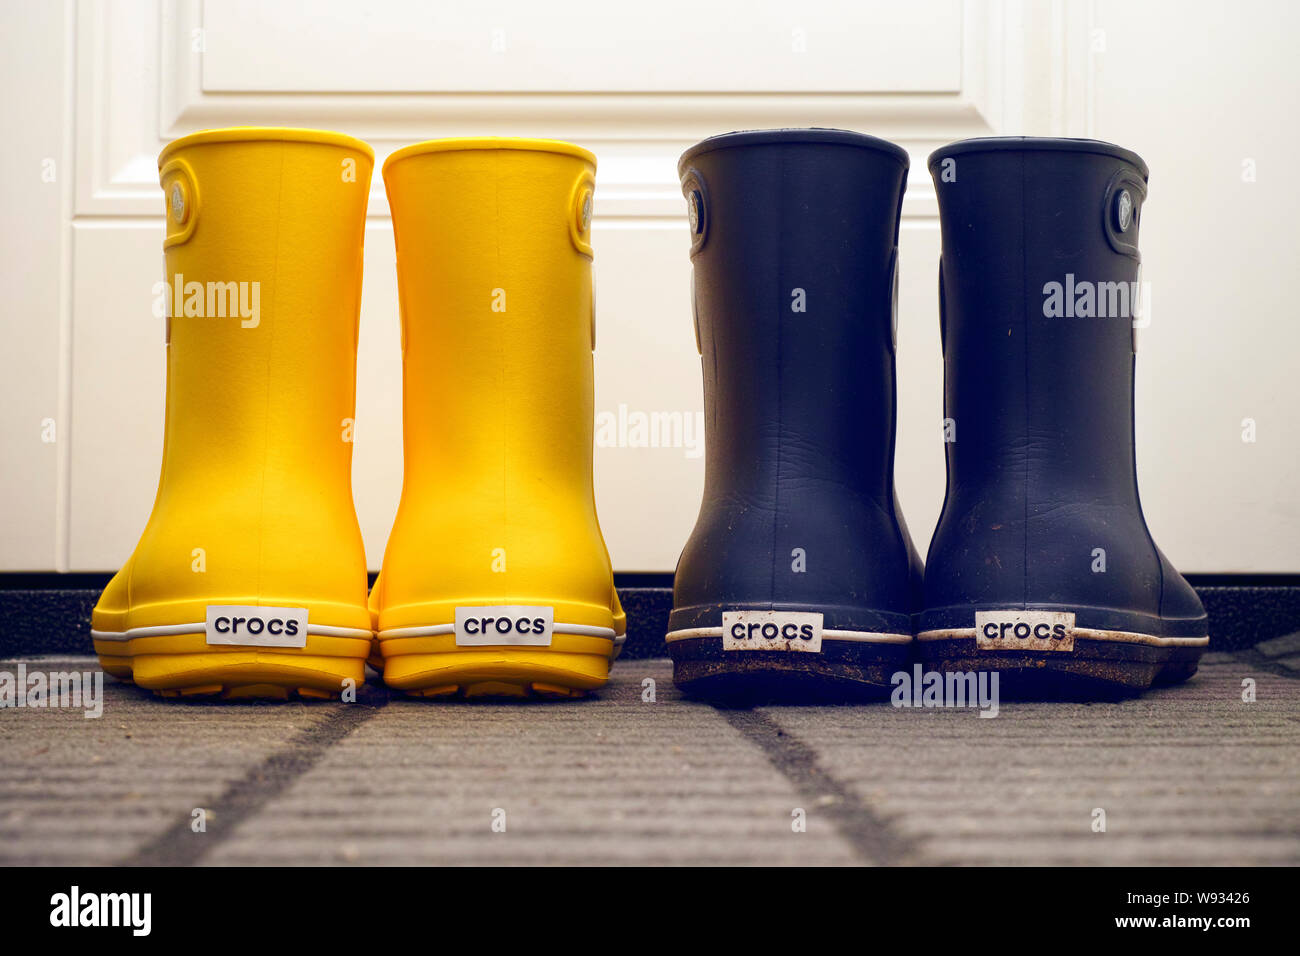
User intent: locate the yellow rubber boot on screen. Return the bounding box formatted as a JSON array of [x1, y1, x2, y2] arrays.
[[91, 128, 375, 700], [377, 138, 625, 699]]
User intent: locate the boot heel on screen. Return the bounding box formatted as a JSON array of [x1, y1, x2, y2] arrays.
[[93, 632, 370, 700], [668, 623, 912, 702], [916, 622, 1209, 697], [378, 639, 614, 699]]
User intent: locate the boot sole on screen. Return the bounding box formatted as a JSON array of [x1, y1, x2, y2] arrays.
[[92, 627, 371, 700], [915, 627, 1208, 697], [666, 628, 913, 703], [377, 629, 619, 699]]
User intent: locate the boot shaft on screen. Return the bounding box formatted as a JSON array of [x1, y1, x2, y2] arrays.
[[158, 129, 372, 496], [682, 129, 908, 497], [931, 138, 1148, 501], [383, 139, 597, 496]]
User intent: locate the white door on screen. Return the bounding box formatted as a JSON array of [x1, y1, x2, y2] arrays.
[[1, 0, 1296, 573]]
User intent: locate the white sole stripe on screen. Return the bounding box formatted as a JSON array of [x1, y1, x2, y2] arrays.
[[666, 627, 913, 645], [91, 623, 374, 642], [378, 623, 619, 640], [916, 627, 1209, 648]]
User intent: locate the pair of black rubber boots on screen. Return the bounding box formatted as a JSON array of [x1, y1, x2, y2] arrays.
[[667, 130, 1209, 701]]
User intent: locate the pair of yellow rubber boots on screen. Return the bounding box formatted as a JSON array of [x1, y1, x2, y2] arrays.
[[92, 128, 625, 700]]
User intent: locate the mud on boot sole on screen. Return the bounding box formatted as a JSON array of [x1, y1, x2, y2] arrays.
[[667, 630, 913, 703], [915, 628, 1208, 698]]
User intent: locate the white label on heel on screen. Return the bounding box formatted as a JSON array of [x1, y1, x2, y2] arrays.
[[205, 606, 308, 648], [975, 611, 1075, 652], [722, 611, 823, 653], [455, 606, 554, 646]]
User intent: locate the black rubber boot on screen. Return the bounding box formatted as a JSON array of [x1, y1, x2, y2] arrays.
[[919, 136, 1208, 697], [667, 129, 922, 702]]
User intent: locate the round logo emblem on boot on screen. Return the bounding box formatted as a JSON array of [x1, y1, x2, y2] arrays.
[[1102, 168, 1146, 260], [159, 157, 200, 248], [1114, 188, 1133, 232], [568, 170, 595, 258], [680, 168, 709, 255], [170, 182, 188, 224]]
